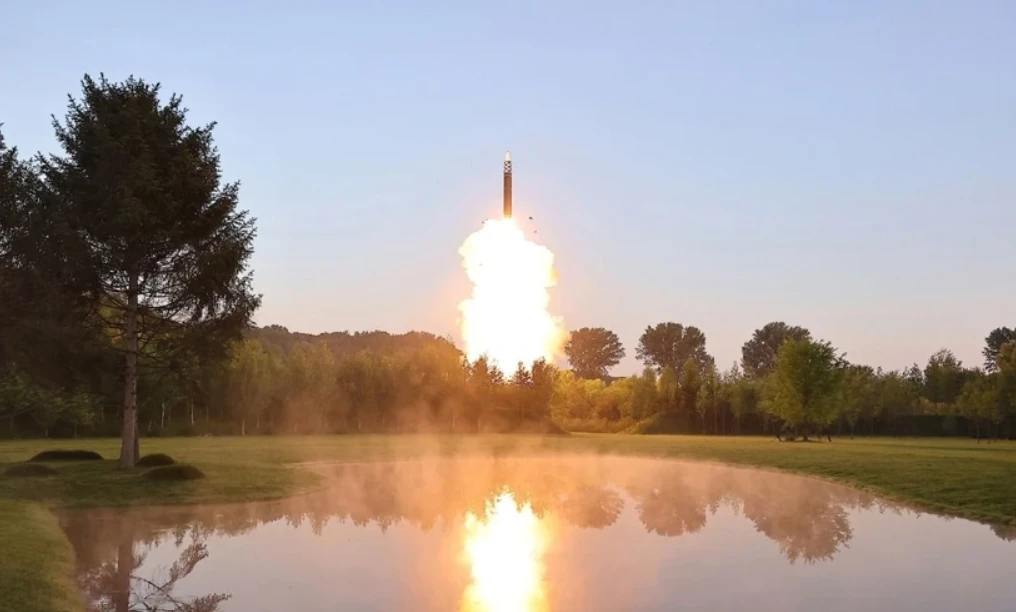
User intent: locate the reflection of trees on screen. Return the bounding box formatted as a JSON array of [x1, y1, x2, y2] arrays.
[[62, 455, 896, 599], [559, 486, 624, 529], [63, 512, 229, 612], [623, 461, 872, 563], [625, 476, 709, 537], [737, 477, 855, 563], [991, 524, 1016, 542]]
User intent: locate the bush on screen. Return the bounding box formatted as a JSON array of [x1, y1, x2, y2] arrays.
[[625, 412, 686, 434], [512, 419, 570, 435], [143, 464, 205, 481], [29, 449, 103, 462], [3, 463, 58, 478], [557, 417, 634, 434], [136, 453, 176, 467]]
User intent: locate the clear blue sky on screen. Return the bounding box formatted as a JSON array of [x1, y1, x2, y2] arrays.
[[2, 1, 1014, 375]]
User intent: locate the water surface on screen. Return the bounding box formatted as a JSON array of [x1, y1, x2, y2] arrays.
[[59, 456, 1016, 611]]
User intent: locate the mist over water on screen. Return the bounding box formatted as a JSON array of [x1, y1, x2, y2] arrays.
[[60, 456, 1016, 612]]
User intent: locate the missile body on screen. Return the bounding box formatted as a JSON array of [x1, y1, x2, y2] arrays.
[[503, 151, 512, 218]]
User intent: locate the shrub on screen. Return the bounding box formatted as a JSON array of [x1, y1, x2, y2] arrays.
[[136, 453, 176, 467], [558, 417, 635, 434], [512, 419, 570, 435], [143, 464, 205, 481], [4, 463, 58, 478], [625, 412, 686, 434], [29, 449, 103, 462]]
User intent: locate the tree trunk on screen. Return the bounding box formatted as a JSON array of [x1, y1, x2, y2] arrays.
[[114, 535, 132, 612], [241, 416, 246, 436], [189, 399, 195, 426], [113, 519, 136, 612], [119, 283, 139, 468], [160, 401, 166, 430]]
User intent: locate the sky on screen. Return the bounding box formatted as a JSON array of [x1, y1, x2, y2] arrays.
[[2, 1, 1014, 375]]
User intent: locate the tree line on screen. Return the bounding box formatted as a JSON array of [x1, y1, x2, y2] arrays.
[[560, 322, 1016, 439], [2, 75, 1014, 456]]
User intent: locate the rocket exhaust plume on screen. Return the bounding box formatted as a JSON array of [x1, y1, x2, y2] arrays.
[[458, 153, 566, 372]]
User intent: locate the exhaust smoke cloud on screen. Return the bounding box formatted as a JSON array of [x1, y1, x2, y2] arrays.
[[457, 218, 566, 372]]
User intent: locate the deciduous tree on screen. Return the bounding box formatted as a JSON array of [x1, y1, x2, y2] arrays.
[[657, 366, 679, 414], [762, 338, 845, 439], [983, 327, 1016, 372], [923, 349, 967, 406], [631, 367, 659, 421], [841, 365, 878, 436], [741, 322, 811, 379], [636, 322, 714, 374], [564, 327, 625, 380], [681, 360, 702, 429]]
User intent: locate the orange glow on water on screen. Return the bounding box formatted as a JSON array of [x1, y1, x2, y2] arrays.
[[461, 492, 549, 612]]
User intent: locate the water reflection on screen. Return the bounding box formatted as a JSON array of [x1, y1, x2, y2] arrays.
[[462, 493, 548, 612], [70, 516, 228, 612], [59, 457, 1015, 612]]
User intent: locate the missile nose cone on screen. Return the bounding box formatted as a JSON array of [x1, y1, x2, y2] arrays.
[[504, 151, 511, 163]]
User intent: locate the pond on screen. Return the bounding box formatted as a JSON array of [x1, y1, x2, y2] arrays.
[[59, 456, 1016, 612]]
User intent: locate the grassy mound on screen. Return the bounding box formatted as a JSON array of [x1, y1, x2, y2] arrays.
[[143, 464, 205, 481], [3, 464, 58, 478], [136, 453, 176, 467], [29, 449, 103, 462]]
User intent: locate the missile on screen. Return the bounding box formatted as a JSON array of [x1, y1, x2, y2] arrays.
[[503, 151, 512, 218]]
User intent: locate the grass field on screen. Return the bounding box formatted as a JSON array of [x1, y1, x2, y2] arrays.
[[1, 434, 1015, 611]]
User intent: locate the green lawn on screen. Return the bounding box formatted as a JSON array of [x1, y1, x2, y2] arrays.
[[1, 434, 1015, 611]]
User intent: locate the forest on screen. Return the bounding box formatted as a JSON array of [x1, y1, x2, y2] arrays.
[[2, 75, 1015, 445]]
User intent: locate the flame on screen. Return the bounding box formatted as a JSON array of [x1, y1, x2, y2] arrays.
[[461, 492, 549, 612], [457, 218, 566, 372]]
